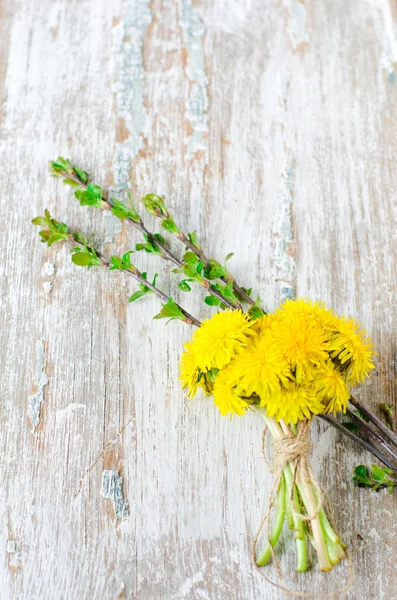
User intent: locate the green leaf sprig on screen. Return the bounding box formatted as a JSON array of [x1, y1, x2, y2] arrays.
[[140, 193, 256, 307], [49, 158, 243, 311], [32, 210, 201, 327], [353, 464, 396, 492], [32, 210, 70, 246]]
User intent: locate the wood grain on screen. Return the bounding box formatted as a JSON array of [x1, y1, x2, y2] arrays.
[[1, 0, 397, 598]]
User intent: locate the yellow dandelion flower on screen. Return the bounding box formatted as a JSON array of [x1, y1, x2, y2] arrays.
[[276, 298, 337, 329], [179, 342, 215, 399], [313, 361, 350, 414], [327, 317, 375, 385], [189, 310, 256, 371], [179, 343, 202, 399], [272, 314, 329, 382], [213, 369, 249, 417], [261, 382, 324, 424], [252, 313, 278, 336], [227, 331, 292, 397]]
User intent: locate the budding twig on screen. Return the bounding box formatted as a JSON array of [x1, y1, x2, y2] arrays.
[[142, 197, 254, 306], [349, 396, 397, 450], [319, 414, 397, 472], [345, 407, 397, 465], [32, 211, 201, 327], [49, 159, 240, 311]]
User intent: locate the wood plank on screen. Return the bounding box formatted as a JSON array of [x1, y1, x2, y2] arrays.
[[1, 0, 397, 598]]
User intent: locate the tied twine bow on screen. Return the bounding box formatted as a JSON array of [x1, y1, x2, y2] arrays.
[[252, 419, 354, 598]]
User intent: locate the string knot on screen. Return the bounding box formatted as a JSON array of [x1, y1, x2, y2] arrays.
[[271, 421, 312, 472]]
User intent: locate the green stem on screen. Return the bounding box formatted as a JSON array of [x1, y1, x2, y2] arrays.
[[257, 409, 308, 572], [256, 476, 286, 566], [257, 409, 337, 572]]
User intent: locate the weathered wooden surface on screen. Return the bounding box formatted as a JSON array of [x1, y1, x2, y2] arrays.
[[1, 0, 397, 598]]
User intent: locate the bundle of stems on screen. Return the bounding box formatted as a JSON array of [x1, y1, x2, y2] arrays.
[[34, 157, 397, 494], [254, 410, 346, 572]]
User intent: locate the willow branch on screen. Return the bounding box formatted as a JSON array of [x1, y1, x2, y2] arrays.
[[67, 235, 201, 327], [350, 396, 397, 450], [56, 170, 239, 310], [345, 407, 397, 464], [319, 415, 397, 472]]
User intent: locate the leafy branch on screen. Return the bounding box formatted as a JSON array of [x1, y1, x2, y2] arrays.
[[353, 464, 396, 492], [141, 192, 255, 306], [49, 158, 240, 310], [32, 210, 201, 327]]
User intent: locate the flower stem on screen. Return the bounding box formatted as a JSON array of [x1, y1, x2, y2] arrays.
[[256, 475, 286, 566], [257, 411, 308, 571]]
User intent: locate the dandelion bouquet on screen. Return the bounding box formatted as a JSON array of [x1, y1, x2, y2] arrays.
[[33, 157, 397, 594]]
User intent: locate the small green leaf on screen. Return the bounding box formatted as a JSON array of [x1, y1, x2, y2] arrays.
[[75, 185, 104, 208], [32, 216, 49, 228], [39, 231, 50, 243], [111, 198, 140, 222], [142, 193, 168, 217], [182, 264, 199, 280], [225, 252, 234, 263], [88, 184, 102, 199], [153, 233, 165, 245], [153, 298, 185, 322], [221, 281, 237, 303], [135, 234, 162, 254], [248, 306, 265, 320], [129, 290, 147, 303], [354, 465, 369, 479], [161, 218, 179, 234], [178, 280, 192, 292], [49, 157, 73, 176], [183, 252, 199, 266], [73, 232, 88, 246], [371, 465, 388, 482], [241, 286, 252, 296], [63, 178, 81, 188], [47, 233, 66, 246], [109, 256, 124, 271], [73, 167, 89, 184], [71, 252, 92, 266], [204, 295, 221, 307], [187, 231, 200, 249]]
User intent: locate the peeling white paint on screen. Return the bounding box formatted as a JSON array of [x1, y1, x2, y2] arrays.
[[378, 0, 397, 77], [272, 164, 295, 301], [55, 403, 86, 423], [101, 470, 129, 520], [28, 339, 48, 428], [174, 565, 206, 599], [179, 0, 209, 156], [43, 262, 55, 277], [111, 0, 152, 193], [283, 0, 308, 50], [42, 281, 53, 294], [103, 211, 122, 244], [7, 540, 22, 569], [114, 581, 126, 597]]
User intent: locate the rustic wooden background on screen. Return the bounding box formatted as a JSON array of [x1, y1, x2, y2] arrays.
[[1, 0, 397, 598]]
